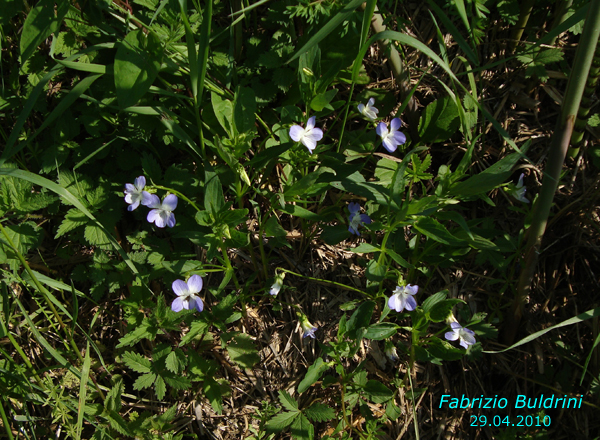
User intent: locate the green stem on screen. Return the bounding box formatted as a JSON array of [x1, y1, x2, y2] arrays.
[[278, 268, 367, 296], [508, 0, 536, 54], [505, 0, 600, 345]]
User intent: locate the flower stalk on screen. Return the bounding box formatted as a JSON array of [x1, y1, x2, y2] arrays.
[[505, 0, 600, 345]]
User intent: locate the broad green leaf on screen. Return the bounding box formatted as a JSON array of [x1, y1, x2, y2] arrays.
[[365, 259, 386, 282], [212, 92, 234, 136], [290, 414, 314, 440], [165, 349, 187, 373], [114, 29, 163, 108], [122, 351, 152, 373], [421, 291, 447, 314], [428, 299, 464, 322], [278, 390, 299, 412], [310, 89, 337, 112], [298, 357, 330, 394], [154, 375, 167, 400], [163, 374, 191, 389], [105, 378, 123, 412], [266, 411, 299, 433], [204, 164, 225, 218], [418, 96, 460, 143], [320, 224, 349, 245], [303, 403, 335, 422], [346, 301, 375, 338], [233, 87, 257, 134], [413, 217, 463, 246], [363, 380, 394, 403], [351, 243, 380, 254], [363, 322, 399, 340], [226, 333, 260, 369], [133, 372, 156, 390], [20, 0, 69, 63], [203, 377, 224, 414], [179, 320, 209, 347]]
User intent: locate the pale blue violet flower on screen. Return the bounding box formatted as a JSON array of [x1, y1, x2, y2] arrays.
[[358, 98, 379, 121], [270, 272, 285, 296], [445, 321, 476, 349], [512, 173, 529, 203], [384, 341, 399, 363], [376, 118, 406, 153], [348, 202, 371, 236], [171, 275, 204, 312], [124, 176, 151, 211], [146, 193, 177, 228], [299, 314, 318, 339], [388, 284, 418, 312], [289, 116, 324, 154]]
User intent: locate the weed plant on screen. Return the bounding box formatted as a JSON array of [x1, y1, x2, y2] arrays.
[[1, 0, 599, 439]]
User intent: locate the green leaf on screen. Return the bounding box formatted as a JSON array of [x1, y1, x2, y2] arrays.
[[20, 0, 69, 63], [266, 411, 299, 433], [163, 374, 191, 389], [84, 224, 113, 249], [363, 380, 394, 403], [226, 333, 260, 369], [310, 89, 337, 112], [290, 414, 314, 440], [320, 224, 349, 245], [303, 403, 335, 422], [298, 357, 330, 393], [203, 377, 224, 414], [114, 29, 163, 108], [165, 349, 187, 373], [418, 96, 460, 143], [413, 217, 463, 246], [233, 87, 257, 134], [278, 390, 299, 412], [106, 410, 132, 436], [204, 164, 225, 218], [133, 372, 157, 390], [122, 351, 152, 373], [346, 301, 375, 339], [364, 323, 399, 340], [212, 92, 234, 136], [351, 243, 380, 253], [154, 375, 167, 400], [365, 259, 386, 282], [179, 320, 209, 346], [105, 378, 123, 412], [450, 151, 526, 197]]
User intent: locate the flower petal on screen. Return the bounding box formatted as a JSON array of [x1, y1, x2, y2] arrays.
[[348, 202, 360, 214], [367, 97, 375, 107], [404, 295, 417, 311], [134, 176, 146, 190], [189, 295, 204, 312], [461, 330, 476, 346], [124, 183, 136, 193], [390, 118, 402, 131], [306, 116, 316, 130], [388, 294, 404, 312], [162, 194, 178, 211], [145, 194, 161, 209], [127, 200, 140, 211], [171, 296, 184, 312], [140, 191, 153, 206], [450, 322, 462, 330], [359, 214, 371, 225], [166, 213, 176, 228], [302, 136, 317, 152], [154, 212, 167, 228], [187, 275, 203, 294], [172, 279, 189, 296], [358, 103, 365, 114], [147, 209, 161, 224], [405, 284, 419, 296], [289, 125, 305, 142], [375, 122, 388, 137], [445, 331, 459, 341], [393, 131, 407, 145], [382, 138, 397, 153]]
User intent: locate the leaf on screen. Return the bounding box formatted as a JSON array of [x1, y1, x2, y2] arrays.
[[291, 413, 314, 440], [413, 217, 463, 246], [106, 410, 132, 436], [278, 390, 299, 412], [298, 357, 330, 393], [303, 403, 335, 422], [266, 411, 299, 433], [365, 259, 386, 282], [203, 377, 224, 414], [233, 87, 257, 134], [428, 299, 464, 323], [226, 333, 260, 369], [165, 349, 187, 373], [133, 372, 156, 390], [179, 320, 209, 347], [163, 374, 191, 389], [154, 375, 167, 400], [204, 164, 225, 218], [346, 301, 375, 339], [122, 351, 152, 373], [20, 0, 70, 64], [84, 224, 113, 249], [351, 243, 380, 253], [114, 29, 163, 108], [310, 89, 338, 112], [211, 92, 234, 136], [363, 323, 399, 340], [418, 96, 460, 143], [363, 380, 394, 403], [105, 378, 123, 412]]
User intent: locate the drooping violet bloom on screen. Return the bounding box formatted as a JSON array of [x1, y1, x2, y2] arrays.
[[348, 202, 372, 236], [512, 173, 529, 203], [289, 116, 324, 154], [388, 284, 418, 313], [445, 321, 476, 349], [376, 118, 406, 153], [270, 272, 285, 296], [146, 194, 177, 228], [124, 176, 151, 211], [358, 98, 379, 121], [171, 275, 204, 312], [299, 314, 318, 339], [384, 341, 399, 363]]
